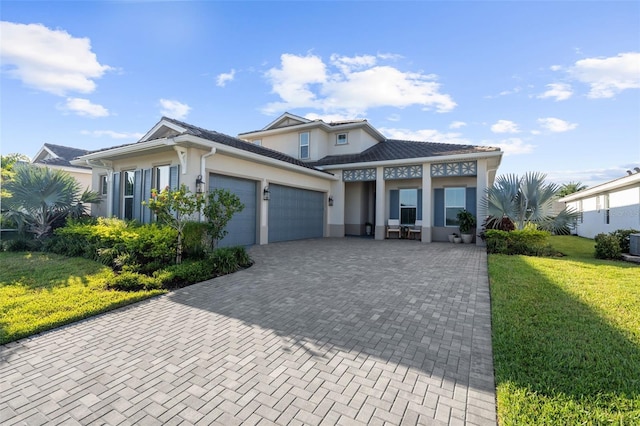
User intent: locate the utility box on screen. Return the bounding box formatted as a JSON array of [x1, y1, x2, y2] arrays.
[[630, 233, 640, 256]]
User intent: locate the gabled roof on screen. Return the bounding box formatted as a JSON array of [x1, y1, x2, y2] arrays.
[[312, 139, 501, 167], [261, 112, 311, 131], [32, 143, 90, 169]]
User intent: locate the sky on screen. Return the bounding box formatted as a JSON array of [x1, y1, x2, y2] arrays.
[[1, 1, 639, 188]]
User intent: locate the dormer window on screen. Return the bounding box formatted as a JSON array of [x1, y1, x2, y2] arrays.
[[336, 133, 348, 145], [299, 132, 310, 159]]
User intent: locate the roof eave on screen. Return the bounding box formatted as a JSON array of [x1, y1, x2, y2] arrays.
[[316, 150, 503, 170], [559, 173, 640, 202]]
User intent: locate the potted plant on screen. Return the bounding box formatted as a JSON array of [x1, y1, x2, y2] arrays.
[[453, 233, 462, 244], [448, 232, 457, 243], [457, 209, 476, 243], [365, 222, 373, 236]]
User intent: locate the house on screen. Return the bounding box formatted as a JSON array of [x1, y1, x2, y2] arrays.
[[32, 143, 92, 191], [559, 170, 640, 238], [72, 113, 503, 246]]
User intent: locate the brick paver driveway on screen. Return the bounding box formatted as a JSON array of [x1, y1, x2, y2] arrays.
[[1, 238, 496, 425]]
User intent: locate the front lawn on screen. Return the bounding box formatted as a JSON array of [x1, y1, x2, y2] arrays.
[[0, 252, 165, 344], [489, 235, 640, 424]]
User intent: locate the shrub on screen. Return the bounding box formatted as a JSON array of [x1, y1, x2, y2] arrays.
[[162, 260, 216, 288], [2, 237, 42, 252], [594, 233, 622, 260], [610, 228, 639, 254], [485, 228, 552, 256], [107, 271, 163, 291], [182, 221, 208, 260]]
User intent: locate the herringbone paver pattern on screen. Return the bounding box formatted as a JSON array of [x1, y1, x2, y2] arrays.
[[0, 239, 496, 425]]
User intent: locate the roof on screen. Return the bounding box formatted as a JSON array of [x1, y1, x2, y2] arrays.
[[157, 117, 328, 173], [559, 170, 640, 202], [33, 143, 91, 169], [311, 139, 501, 167]]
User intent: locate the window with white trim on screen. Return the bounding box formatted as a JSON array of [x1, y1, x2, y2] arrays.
[[100, 175, 108, 196], [154, 165, 170, 192], [445, 187, 466, 227], [123, 171, 135, 220], [336, 133, 348, 145], [299, 132, 310, 159], [604, 194, 610, 224], [400, 189, 417, 225]]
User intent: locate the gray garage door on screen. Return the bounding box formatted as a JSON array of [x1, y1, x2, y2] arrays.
[[268, 184, 324, 243], [209, 174, 257, 247]]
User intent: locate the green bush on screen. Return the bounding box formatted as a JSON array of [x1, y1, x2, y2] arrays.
[[1, 237, 42, 252], [485, 229, 553, 256], [610, 228, 639, 254], [162, 260, 216, 288], [107, 271, 163, 291], [594, 233, 622, 259], [182, 221, 208, 259]]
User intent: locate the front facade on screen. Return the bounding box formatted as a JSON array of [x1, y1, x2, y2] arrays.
[[73, 113, 503, 246], [559, 171, 640, 238]]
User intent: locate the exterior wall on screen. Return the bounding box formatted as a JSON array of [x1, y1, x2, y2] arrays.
[[431, 176, 478, 242], [567, 185, 640, 238], [344, 181, 371, 235], [324, 128, 379, 158]]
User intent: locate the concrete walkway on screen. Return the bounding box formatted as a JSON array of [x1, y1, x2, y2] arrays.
[[0, 238, 496, 425]]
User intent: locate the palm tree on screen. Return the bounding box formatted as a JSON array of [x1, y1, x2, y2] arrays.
[[557, 181, 588, 198], [4, 164, 101, 239], [483, 172, 579, 234]]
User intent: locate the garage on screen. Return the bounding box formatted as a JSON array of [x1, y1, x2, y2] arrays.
[[268, 184, 324, 243], [209, 174, 257, 247]]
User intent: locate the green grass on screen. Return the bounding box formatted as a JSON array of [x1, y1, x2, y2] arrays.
[[490, 235, 640, 424], [0, 252, 165, 344]]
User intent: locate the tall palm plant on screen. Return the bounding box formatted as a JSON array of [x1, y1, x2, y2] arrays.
[[4, 164, 100, 239], [483, 172, 578, 233]]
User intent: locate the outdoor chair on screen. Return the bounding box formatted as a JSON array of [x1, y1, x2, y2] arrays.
[[386, 219, 401, 239], [407, 220, 422, 240]]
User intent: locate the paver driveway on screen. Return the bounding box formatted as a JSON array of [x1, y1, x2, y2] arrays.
[[0, 238, 496, 425]]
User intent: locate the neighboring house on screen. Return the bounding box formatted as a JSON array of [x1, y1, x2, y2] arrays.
[[72, 113, 503, 246], [32, 143, 92, 191], [559, 170, 640, 238]]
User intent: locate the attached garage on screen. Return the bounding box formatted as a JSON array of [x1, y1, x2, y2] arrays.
[[268, 184, 324, 243], [209, 174, 257, 247]]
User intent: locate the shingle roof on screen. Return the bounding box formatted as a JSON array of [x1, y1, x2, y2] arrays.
[[35, 144, 90, 168], [311, 139, 500, 167], [160, 117, 329, 173]]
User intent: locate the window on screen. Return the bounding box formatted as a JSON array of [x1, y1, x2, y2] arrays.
[[400, 189, 417, 225], [604, 194, 610, 224], [252, 139, 261, 146], [445, 187, 466, 227], [123, 171, 135, 220], [579, 200, 583, 224], [299, 132, 310, 159], [154, 165, 170, 191], [336, 133, 348, 145], [100, 175, 108, 196]]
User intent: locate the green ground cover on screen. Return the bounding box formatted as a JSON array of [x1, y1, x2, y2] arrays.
[[0, 252, 165, 344], [490, 235, 640, 424]]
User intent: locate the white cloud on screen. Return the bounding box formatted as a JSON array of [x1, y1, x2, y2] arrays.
[[491, 120, 520, 134], [62, 98, 109, 117], [449, 121, 467, 129], [81, 130, 144, 140], [216, 69, 236, 87], [159, 98, 191, 119], [550, 65, 563, 71], [537, 83, 573, 101], [263, 53, 456, 116], [538, 117, 578, 132], [569, 52, 640, 98], [485, 138, 535, 156], [379, 127, 471, 145], [0, 21, 111, 96], [386, 113, 401, 122]]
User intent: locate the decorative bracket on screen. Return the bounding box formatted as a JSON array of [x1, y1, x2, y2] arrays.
[[174, 146, 188, 174]]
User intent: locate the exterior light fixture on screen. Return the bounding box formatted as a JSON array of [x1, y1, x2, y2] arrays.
[[328, 195, 334, 206], [195, 175, 204, 194], [263, 186, 270, 200]]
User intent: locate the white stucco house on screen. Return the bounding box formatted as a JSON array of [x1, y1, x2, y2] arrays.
[[32, 143, 93, 190], [559, 170, 640, 238], [72, 113, 503, 246]]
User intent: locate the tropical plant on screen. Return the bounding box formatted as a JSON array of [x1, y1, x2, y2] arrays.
[[557, 181, 588, 198], [142, 184, 205, 264], [483, 172, 579, 234], [456, 209, 476, 234], [3, 163, 100, 240], [202, 189, 244, 249]]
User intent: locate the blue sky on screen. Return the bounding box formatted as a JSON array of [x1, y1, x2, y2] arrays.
[[1, 1, 639, 187]]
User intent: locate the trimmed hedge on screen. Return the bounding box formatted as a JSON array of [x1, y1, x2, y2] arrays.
[[484, 228, 554, 256], [594, 233, 622, 260]]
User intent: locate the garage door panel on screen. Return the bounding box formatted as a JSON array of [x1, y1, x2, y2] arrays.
[[268, 184, 324, 243], [210, 174, 256, 247]]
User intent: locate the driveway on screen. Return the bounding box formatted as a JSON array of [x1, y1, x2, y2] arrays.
[[0, 238, 496, 425]]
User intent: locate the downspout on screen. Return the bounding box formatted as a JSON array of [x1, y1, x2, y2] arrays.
[[201, 147, 216, 188]]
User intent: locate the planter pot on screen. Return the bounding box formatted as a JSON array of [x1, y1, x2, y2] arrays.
[[453, 237, 462, 244], [448, 234, 456, 243], [461, 233, 474, 244], [365, 225, 372, 236]]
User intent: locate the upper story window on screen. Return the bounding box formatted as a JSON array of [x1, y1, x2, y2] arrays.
[[299, 132, 310, 159], [445, 187, 466, 227], [100, 175, 108, 196], [336, 133, 348, 145]]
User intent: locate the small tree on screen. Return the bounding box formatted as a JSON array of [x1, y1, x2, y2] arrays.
[[202, 189, 244, 249], [557, 181, 588, 198], [143, 184, 204, 264]]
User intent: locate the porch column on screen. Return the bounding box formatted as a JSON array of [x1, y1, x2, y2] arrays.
[[259, 179, 269, 245], [375, 166, 386, 240], [421, 167, 432, 242], [328, 175, 345, 237], [476, 160, 488, 246]]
